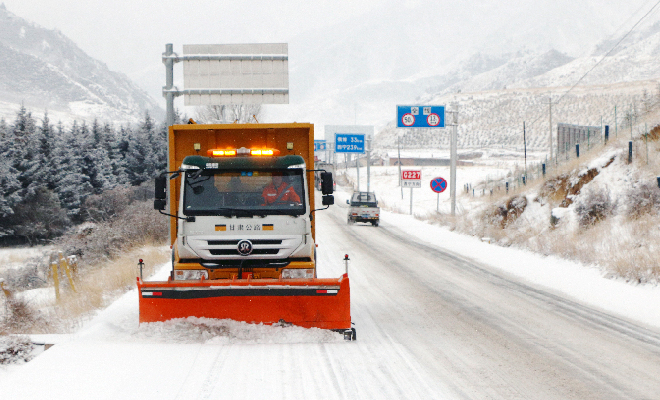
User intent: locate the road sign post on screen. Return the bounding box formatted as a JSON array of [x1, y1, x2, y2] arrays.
[[430, 177, 447, 213], [401, 170, 421, 215], [396, 104, 454, 214], [450, 104, 458, 216]]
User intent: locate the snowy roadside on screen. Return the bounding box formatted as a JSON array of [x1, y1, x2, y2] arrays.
[[333, 181, 660, 330], [380, 208, 660, 330], [1, 260, 343, 383]]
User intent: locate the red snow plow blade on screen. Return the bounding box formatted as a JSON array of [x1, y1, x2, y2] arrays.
[[137, 274, 351, 330]]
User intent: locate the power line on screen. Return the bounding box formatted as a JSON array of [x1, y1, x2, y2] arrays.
[[524, 0, 660, 131], [555, 0, 660, 105]]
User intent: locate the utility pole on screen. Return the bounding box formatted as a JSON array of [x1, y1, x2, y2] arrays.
[[366, 137, 371, 192], [450, 103, 458, 216], [548, 97, 553, 166], [398, 136, 403, 199], [356, 153, 360, 192], [163, 44, 175, 244], [164, 44, 175, 129], [630, 104, 634, 140], [523, 121, 527, 180], [615, 105, 618, 137], [646, 123, 649, 165]]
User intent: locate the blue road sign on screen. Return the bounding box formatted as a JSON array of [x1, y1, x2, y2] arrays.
[[314, 140, 326, 151], [397, 105, 445, 128], [335, 134, 365, 153], [430, 177, 447, 193]]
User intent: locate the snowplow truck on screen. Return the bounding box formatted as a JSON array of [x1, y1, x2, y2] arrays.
[[138, 122, 354, 338]]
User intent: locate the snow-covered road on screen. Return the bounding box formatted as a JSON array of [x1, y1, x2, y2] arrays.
[[3, 196, 660, 399]]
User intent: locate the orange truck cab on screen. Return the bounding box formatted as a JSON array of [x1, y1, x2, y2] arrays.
[[139, 123, 355, 340]]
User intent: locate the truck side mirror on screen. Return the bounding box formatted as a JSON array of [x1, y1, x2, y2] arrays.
[[346, 200, 349, 205], [154, 199, 166, 211], [154, 176, 167, 210], [322, 195, 334, 206], [155, 176, 167, 200], [321, 172, 333, 195]]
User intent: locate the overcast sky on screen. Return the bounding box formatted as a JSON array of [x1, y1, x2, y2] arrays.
[[3, 0, 660, 129], [2, 0, 392, 75], [6, 1, 657, 80]]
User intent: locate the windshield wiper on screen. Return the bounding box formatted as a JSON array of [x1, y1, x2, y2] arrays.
[[215, 207, 258, 217]]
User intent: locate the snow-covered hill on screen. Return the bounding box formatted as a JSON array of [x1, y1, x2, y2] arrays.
[[371, 15, 660, 152], [0, 5, 163, 124], [269, 1, 660, 137], [374, 79, 656, 151]]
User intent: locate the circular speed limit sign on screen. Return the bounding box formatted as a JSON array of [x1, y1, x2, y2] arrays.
[[427, 113, 440, 127], [402, 113, 415, 127]]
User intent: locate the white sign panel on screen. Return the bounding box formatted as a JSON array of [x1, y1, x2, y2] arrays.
[[183, 43, 289, 105], [402, 181, 421, 188], [401, 170, 421, 188]]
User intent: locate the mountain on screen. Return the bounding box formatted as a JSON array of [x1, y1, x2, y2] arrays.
[[369, 4, 660, 151], [0, 5, 163, 124], [271, 0, 647, 136], [516, 21, 660, 89]]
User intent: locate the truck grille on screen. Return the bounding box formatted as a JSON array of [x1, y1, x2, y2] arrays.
[[207, 239, 283, 245], [209, 248, 280, 256]]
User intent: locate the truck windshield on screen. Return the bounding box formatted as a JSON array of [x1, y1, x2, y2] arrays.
[[183, 169, 306, 216], [350, 192, 377, 208]]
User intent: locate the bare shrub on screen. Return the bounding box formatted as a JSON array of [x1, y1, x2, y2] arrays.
[[609, 250, 660, 284], [0, 335, 35, 364], [625, 181, 660, 219], [0, 256, 49, 290], [1, 297, 49, 334], [538, 168, 601, 207], [83, 186, 134, 222], [484, 195, 527, 229], [574, 186, 614, 227], [539, 174, 571, 203], [58, 199, 168, 264], [53, 245, 168, 323], [649, 125, 660, 141]]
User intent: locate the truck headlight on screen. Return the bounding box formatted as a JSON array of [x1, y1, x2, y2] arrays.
[[174, 270, 209, 280], [281, 269, 314, 279]]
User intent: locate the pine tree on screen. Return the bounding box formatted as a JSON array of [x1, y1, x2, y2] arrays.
[[125, 112, 157, 185], [11, 105, 38, 195], [0, 118, 22, 237], [25, 112, 56, 191], [103, 122, 127, 185], [51, 122, 94, 222]]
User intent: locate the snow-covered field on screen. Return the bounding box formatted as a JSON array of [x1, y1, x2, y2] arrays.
[[2, 146, 660, 398], [0, 246, 51, 273], [1, 183, 659, 398], [338, 160, 522, 216], [330, 184, 660, 330]]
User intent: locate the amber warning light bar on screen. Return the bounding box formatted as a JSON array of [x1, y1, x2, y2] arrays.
[[207, 148, 280, 157]]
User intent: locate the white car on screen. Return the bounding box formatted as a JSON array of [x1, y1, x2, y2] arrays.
[[347, 192, 380, 226]]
